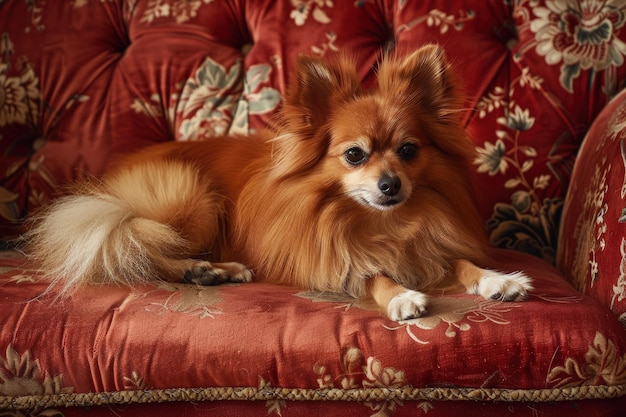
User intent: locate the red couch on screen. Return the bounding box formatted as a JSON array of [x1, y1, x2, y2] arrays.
[[1, 1, 626, 416]]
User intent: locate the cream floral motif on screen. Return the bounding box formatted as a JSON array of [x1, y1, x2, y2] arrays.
[[562, 93, 626, 299], [608, 130, 626, 311], [8, 273, 36, 284], [311, 32, 339, 56], [383, 298, 522, 345], [0, 64, 28, 127], [528, 0, 626, 93], [475, 69, 544, 120], [1, 255, 37, 282], [608, 96, 626, 146], [295, 290, 371, 311], [616, 133, 626, 309], [618, 122, 626, 209], [314, 347, 409, 417], [474, 105, 538, 178], [132, 57, 280, 139], [547, 332, 626, 387], [231, 60, 282, 134], [612, 237, 626, 311], [0, 344, 73, 397], [290, 0, 332, 26], [143, 281, 226, 318], [602, 96, 626, 310], [0, 33, 46, 222], [259, 377, 286, 416], [141, 0, 216, 24], [474, 139, 507, 176], [572, 161, 609, 291], [298, 292, 577, 344], [130, 93, 168, 121], [123, 371, 146, 390], [22, 0, 45, 32], [176, 57, 243, 139], [0, 344, 72, 416], [0, 60, 39, 128], [397, 8, 476, 34]]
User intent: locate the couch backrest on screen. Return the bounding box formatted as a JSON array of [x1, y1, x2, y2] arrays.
[[1, 0, 625, 265]]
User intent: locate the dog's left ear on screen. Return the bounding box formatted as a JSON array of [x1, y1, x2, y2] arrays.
[[378, 45, 458, 117]]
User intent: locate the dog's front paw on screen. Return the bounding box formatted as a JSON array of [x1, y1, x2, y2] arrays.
[[387, 290, 429, 321], [183, 261, 253, 285], [473, 270, 533, 301]]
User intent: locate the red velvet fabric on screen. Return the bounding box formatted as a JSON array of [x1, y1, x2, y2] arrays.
[[37, 399, 626, 417], [559, 89, 626, 322], [1, 0, 626, 415], [0, 249, 625, 415]]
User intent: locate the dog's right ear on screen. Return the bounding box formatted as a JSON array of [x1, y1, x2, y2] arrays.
[[270, 56, 359, 180], [284, 55, 360, 129]]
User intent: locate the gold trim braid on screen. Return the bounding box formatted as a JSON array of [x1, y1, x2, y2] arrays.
[[2, 385, 625, 409]]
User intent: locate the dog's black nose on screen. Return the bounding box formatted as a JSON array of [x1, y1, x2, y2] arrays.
[[378, 175, 401, 196]]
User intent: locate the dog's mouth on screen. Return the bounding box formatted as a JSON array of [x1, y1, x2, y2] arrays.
[[381, 198, 400, 207], [357, 194, 405, 211]]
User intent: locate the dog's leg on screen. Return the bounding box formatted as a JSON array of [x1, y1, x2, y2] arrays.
[[366, 275, 429, 321], [454, 260, 533, 301], [179, 260, 253, 286]]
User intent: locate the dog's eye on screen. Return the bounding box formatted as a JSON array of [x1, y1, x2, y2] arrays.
[[397, 143, 418, 160], [344, 147, 368, 166]]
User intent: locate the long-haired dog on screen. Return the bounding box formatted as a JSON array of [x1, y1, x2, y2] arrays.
[[25, 45, 532, 321]]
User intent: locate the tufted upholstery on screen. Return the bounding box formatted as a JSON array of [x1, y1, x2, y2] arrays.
[[3, 1, 626, 262], [1, 1, 626, 416]]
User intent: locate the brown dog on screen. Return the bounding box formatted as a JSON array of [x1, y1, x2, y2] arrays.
[[26, 45, 532, 321]]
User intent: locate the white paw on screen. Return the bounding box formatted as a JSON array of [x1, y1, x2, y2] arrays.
[[387, 290, 429, 321], [473, 269, 533, 301]]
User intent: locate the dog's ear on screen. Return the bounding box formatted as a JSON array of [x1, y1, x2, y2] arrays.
[[378, 45, 458, 118], [270, 56, 359, 180], [284, 55, 360, 128]]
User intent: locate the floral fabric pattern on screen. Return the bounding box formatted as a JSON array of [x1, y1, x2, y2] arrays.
[[314, 347, 408, 417], [0, 344, 73, 397], [0, 33, 41, 224], [472, 89, 563, 264], [290, 0, 333, 26], [132, 57, 281, 139], [559, 89, 626, 318], [2, 1, 626, 416], [176, 57, 244, 139], [0, 61, 38, 128], [547, 332, 626, 388], [1, 249, 625, 416], [454, 0, 626, 265], [529, 0, 626, 92], [140, 0, 216, 24]]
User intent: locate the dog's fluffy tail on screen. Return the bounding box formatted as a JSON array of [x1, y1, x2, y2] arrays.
[[24, 160, 219, 295]]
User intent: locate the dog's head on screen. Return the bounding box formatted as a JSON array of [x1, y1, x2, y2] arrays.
[[272, 45, 476, 213]]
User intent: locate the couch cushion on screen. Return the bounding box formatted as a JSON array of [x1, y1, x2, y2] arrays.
[[1, 249, 625, 415]]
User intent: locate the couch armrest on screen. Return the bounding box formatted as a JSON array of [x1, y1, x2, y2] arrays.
[[558, 89, 626, 324]]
